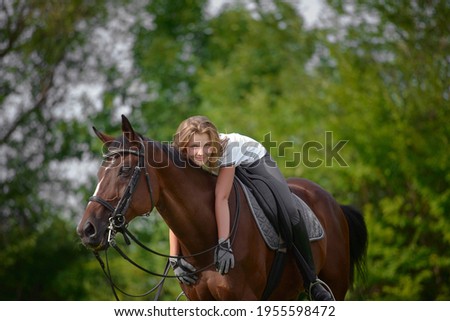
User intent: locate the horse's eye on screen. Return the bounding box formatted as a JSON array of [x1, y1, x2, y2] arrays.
[[119, 166, 132, 176]]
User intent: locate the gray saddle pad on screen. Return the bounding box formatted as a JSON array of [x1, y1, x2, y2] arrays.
[[237, 179, 324, 250]]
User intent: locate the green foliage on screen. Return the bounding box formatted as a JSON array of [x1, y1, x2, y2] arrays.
[[0, 0, 109, 300], [1, 0, 448, 300], [132, 0, 208, 140], [320, 0, 450, 300]]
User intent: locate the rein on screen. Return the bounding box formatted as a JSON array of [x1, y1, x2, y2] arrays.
[[88, 142, 241, 300]]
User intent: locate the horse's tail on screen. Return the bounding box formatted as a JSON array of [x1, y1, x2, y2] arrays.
[[340, 205, 368, 286]]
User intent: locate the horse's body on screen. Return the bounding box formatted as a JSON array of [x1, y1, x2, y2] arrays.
[[77, 116, 367, 300]]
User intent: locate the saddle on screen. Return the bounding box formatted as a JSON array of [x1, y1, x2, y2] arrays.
[[235, 178, 324, 250]]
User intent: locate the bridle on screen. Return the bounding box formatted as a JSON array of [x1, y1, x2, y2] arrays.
[[87, 140, 241, 300], [89, 141, 155, 245]]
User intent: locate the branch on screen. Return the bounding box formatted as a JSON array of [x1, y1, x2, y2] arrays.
[[0, 67, 55, 145], [0, 2, 30, 58]]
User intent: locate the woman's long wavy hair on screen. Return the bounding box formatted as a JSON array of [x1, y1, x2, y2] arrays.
[[173, 115, 224, 169]]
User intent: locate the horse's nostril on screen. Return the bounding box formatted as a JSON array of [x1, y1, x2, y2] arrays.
[[84, 221, 97, 238]]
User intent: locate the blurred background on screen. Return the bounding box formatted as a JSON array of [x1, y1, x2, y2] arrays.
[[0, 0, 448, 300]]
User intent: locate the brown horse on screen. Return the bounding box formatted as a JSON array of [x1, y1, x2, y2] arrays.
[[77, 115, 367, 300]]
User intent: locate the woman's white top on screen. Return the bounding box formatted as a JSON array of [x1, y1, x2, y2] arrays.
[[219, 133, 267, 167]]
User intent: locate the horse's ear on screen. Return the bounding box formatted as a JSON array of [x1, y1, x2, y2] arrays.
[[93, 126, 114, 143], [121, 114, 138, 142]]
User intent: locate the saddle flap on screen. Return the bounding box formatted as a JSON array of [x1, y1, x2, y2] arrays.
[[236, 178, 324, 250]]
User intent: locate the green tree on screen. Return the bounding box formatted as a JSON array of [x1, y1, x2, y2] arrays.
[[131, 0, 209, 140], [315, 0, 450, 299], [0, 0, 109, 300], [2, 0, 447, 301]]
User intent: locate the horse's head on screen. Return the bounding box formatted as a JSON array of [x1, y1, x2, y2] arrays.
[[77, 115, 155, 250]]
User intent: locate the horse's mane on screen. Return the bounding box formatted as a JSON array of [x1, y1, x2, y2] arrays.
[[138, 135, 217, 182], [158, 141, 189, 169]]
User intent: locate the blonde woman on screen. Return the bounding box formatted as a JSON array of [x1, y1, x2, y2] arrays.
[[169, 116, 332, 300]]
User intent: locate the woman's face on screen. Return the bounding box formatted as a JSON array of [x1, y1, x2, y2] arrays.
[[186, 132, 214, 167]]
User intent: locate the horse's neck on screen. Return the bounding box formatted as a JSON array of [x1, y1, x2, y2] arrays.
[[148, 142, 217, 253]]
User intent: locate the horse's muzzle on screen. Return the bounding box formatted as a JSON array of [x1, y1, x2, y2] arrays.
[[77, 220, 108, 251]]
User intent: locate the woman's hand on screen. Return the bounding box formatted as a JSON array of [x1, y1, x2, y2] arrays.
[[215, 238, 235, 274], [169, 257, 198, 285]]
